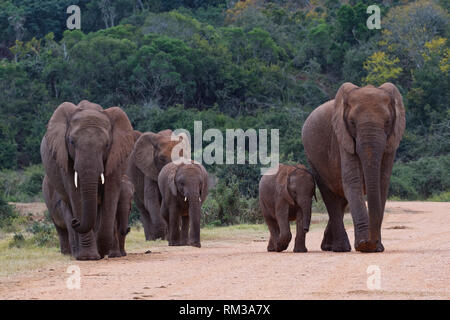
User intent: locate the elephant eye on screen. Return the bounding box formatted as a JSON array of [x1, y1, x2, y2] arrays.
[[69, 138, 75, 146]]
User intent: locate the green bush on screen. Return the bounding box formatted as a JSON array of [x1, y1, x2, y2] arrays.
[[26, 221, 58, 247], [389, 155, 450, 200], [202, 179, 259, 226], [9, 232, 26, 248], [427, 191, 450, 202], [0, 165, 44, 202], [0, 195, 21, 231]]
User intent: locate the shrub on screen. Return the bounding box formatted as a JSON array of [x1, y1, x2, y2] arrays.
[[26, 221, 58, 247], [0, 165, 45, 202], [389, 155, 450, 200], [0, 195, 20, 231]]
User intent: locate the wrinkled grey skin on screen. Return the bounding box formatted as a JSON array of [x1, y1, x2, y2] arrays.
[[259, 164, 316, 253], [127, 130, 186, 241], [40, 101, 134, 260], [158, 161, 208, 248], [302, 83, 405, 253]]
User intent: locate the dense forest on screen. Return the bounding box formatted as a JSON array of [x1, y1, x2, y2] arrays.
[[0, 0, 449, 224]]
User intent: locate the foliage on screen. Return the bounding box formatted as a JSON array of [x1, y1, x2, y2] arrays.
[[389, 155, 450, 200], [0, 0, 448, 208], [0, 165, 44, 202], [363, 51, 403, 86], [0, 194, 18, 229]]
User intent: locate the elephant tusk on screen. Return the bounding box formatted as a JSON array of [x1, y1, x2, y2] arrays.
[[184, 197, 187, 202], [199, 197, 201, 203], [101, 173, 105, 185], [74, 171, 78, 188]]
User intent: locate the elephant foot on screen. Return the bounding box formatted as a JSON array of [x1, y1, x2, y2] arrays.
[[76, 251, 101, 261], [267, 240, 277, 252], [320, 240, 333, 251], [375, 241, 385, 252], [329, 236, 351, 252], [276, 242, 289, 252], [189, 241, 201, 248], [120, 250, 127, 256], [355, 239, 378, 253], [293, 246, 308, 253], [108, 250, 123, 258]]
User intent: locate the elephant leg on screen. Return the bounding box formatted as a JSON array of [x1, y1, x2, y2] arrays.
[[294, 208, 307, 253], [180, 215, 189, 246], [375, 152, 396, 252], [76, 230, 101, 260], [135, 197, 151, 241], [168, 203, 181, 246], [54, 225, 71, 255], [97, 176, 122, 259], [144, 179, 166, 240], [275, 202, 292, 252], [262, 206, 279, 252], [318, 180, 350, 252], [108, 221, 122, 258], [59, 200, 80, 257]]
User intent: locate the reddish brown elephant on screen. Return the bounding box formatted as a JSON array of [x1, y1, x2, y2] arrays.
[[302, 83, 405, 252], [259, 164, 316, 253]]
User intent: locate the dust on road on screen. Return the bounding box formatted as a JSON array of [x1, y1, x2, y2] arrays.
[[0, 201, 449, 300]]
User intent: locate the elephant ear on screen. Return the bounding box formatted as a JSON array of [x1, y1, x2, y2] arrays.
[[276, 167, 295, 206], [332, 82, 359, 154], [133, 132, 160, 180], [45, 102, 78, 173], [193, 161, 208, 201], [104, 107, 134, 176], [379, 83, 406, 153], [168, 163, 179, 197]]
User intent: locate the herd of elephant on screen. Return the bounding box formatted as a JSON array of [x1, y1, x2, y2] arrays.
[[40, 82, 405, 260]]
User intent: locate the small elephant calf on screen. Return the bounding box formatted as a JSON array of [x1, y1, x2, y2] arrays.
[[158, 160, 208, 248], [259, 164, 316, 252]]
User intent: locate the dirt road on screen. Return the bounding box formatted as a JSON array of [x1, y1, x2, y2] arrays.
[[0, 201, 449, 300]]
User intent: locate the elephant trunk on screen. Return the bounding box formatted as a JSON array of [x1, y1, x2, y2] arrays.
[[188, 195, 201, 247], [72, 174, 98, 234], [357, 126, 386, 249]]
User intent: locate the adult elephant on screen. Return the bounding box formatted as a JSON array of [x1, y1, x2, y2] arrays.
[[41, 101, 134, 260], [302, 83, 405, 253], [127, 129, 188, 240]]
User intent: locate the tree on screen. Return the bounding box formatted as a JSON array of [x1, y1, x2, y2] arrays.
[[363, 51, 402, 86]]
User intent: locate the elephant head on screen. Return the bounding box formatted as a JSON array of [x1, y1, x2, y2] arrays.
[[332, 82, 405, 247], [133, 130, 189, 180], [284, 167, 316, 233], [43, 101, 134, 235]]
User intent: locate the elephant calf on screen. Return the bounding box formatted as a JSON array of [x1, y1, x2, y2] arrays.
[[158, 160, 208, 248], [259, 164, 316, 252]]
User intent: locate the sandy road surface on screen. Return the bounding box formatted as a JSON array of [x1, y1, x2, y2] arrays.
[[0, 201, 449, 300]]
